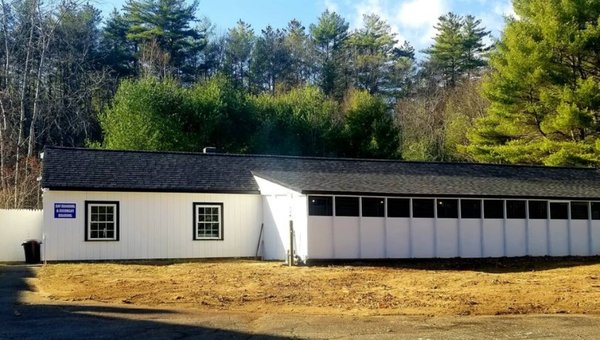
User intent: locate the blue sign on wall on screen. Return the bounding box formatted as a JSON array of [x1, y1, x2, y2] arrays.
[[54, 203, 76, 218]]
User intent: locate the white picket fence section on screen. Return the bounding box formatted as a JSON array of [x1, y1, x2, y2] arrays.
[[0, 209, 43, 262]]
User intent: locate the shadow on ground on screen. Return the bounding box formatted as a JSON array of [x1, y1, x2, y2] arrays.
[[0, 265, 286, 339], [306, 256, 600, 273]]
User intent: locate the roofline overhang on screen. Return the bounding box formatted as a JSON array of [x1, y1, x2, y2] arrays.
[[43, 187, 261, 195]]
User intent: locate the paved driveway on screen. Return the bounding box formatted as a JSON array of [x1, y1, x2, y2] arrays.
[[2, 265, 600, 339]]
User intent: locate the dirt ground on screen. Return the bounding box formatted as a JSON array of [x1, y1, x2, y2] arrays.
[[34, 257, 600, 316]]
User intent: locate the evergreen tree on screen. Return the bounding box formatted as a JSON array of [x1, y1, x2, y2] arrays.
[[100, 9, 136, 78], [347, 14, 415, 97], [466, 0, 600, 166], [123, 0, 205, 79], [223, 20, 254, 89], [249, 25, 290, 94], [309, 10, 349, 98], [424, 12, 490, 87], [282, 19, 315, 90]]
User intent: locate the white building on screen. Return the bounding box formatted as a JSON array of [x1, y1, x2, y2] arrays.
[[41, 146, 600, 261]]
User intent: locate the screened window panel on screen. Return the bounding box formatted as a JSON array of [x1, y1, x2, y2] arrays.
[[529, 201, 548, 219], [362, 197, 385, 217], [460, 199, 481, 219], [335, 197, 359, 216], [571, 202, 589, 220], [506, 200, 526, 219], [484, 200, 504, 219], [437, 199, 458, 218], [308, 196, 333, 216], [550, 202, 568, 220], [413, 199, 434, 218], [388, 198, 410, 218]]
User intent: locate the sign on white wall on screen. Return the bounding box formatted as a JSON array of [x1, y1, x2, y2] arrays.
[[54, 203, 76, 218]]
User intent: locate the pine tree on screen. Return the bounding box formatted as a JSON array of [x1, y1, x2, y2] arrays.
[[282, 19, 315, 90], [223, 20, 254, 89], [465, 0, 600, 166], [122, 0, 205, 79], [424, 12, 490, 87], [347, 14, 415, 97], [100, 9, 136, 78], [249, 25, 290, 95], [309, 10, 349, 97]]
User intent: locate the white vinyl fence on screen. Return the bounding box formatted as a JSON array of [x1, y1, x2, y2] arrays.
[[0, 209, 43, 262]]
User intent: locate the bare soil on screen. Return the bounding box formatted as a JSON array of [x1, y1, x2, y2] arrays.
[[34, 258, 600, 316]]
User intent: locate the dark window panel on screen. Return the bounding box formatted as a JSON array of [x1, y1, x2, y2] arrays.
[[437, 199, 458, 218], [413, 199, 434, 218], [461, 199, 481, 219], [308, 196, 333, 216], [571, 202, 589, 220], [335, 197, 359, 216], [506, 200, 526, 219], [484, 200, 504, 219], [388, 198, 410, 218], [550, 202, 568, 220], [529, 201, 548, 219], [362, 197, 385, 217], [592, 202, 600, 220]]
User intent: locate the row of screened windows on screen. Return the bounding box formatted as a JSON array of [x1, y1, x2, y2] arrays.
[[84, 201, 223, 241], [308, 196, 600, 220]]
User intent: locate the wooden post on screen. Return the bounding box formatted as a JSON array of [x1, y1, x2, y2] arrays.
[[289, 220, 294, 266]]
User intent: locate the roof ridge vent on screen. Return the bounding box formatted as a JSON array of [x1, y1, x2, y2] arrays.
[[203, 147, 217, 154]]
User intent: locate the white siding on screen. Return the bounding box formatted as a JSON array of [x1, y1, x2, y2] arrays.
[[305, 197, 600, 260], [505, 219, 527, 256], [411, 219, 435, 258], [549, 220, 570, 256], [0, 209, 43, 262], [385, 218, 411, 258], [436, 219, 459, 258], [253, 176, 307, 261], [360, 218, 385, 258], [43, 191, 262, 261], [460, 219, 482, 258], [307, 216, 334, 258], [527, 220, 548, 256], [333, 217, 360, 258], [569, 220, 589, 256]]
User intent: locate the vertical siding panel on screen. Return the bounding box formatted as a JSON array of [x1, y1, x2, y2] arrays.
[[570, 220, 589, 256], [436, 219, 459, 258], [591, 221, 600, 255]]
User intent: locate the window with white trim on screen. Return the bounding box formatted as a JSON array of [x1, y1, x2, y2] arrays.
[[85, 201, 119, 241], [193, 203, 223, 240]]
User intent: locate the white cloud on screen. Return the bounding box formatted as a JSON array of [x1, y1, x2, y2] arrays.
[[344, 0, 447, 50], [322, 0, 340, 13]]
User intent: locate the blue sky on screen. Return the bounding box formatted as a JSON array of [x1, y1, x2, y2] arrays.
[[95, 0, 514, 51]]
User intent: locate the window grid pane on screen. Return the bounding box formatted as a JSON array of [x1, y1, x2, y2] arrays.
[[196, 205, 221, 238], [88, 203, 117, 240]]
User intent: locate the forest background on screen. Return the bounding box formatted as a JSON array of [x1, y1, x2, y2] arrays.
[[2, 0, 599, 208]]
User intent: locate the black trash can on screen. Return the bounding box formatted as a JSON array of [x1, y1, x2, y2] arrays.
[[22, 240, 41, 264]]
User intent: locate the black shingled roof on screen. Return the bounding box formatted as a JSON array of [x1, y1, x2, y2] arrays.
[[42, 146, 600, 199]]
